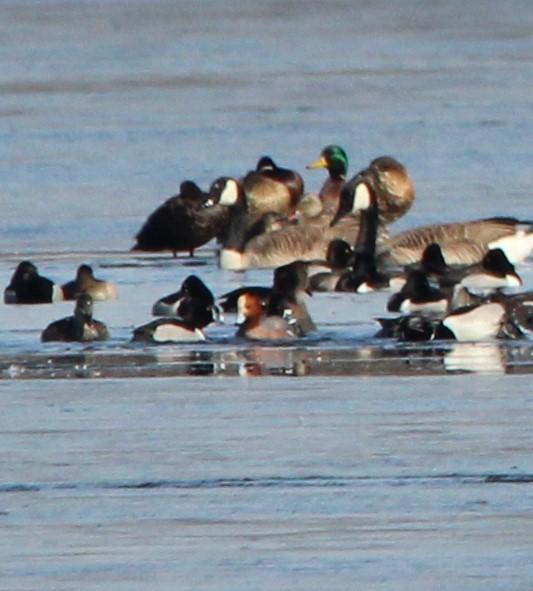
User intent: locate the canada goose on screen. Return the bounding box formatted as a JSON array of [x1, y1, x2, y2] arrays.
[[41, 294, 109, 342], [365, 156, 415, 224], [217, 177, 360, 271], [329, 170, 404, 293], [332, 176, 392, 293], [219, 172, 359, 271], [378, 217, 533, 267], [235, 293, 301, 340], [306, 145, 348, 214], [242, 156, 304, 221], [4, 260, 63, 304], [151, 275, 220, 327], [62, 264, 119, 301], [132, 179, 229, 257]]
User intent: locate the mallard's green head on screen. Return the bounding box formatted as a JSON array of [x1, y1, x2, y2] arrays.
[[307, 145, 348, 178]]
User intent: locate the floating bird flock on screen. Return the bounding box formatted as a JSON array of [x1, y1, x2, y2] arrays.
[[3, 147, 532, 347]]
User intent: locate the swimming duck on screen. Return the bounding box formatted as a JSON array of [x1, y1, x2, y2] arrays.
[[62, 264, 119, 301], [387, 269, 449, 315], [306, 145, 349, 214], [241, 156, 304, 221], [135, 275, 218, 343], [414, 242, 522, 293], [151, 274, 220, 326], [378, 217, 533, 267], [131, 318, 208, 343], [307, 239, 355, 292], [132, 179, 230, 257], [235, 292, 301, 340], [4, 260, 63, 304], [219, 260, 316, 334], [433, 302, 507, 341], [41, 294, 109, 342]]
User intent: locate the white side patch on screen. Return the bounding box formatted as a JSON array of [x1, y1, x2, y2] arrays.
[[489, 230, 533, 264], [353, 182, 372, 212], [219, 248, 246, 271], [218, 179, 240, 206], [444, 303, 505, 341], [52, 284, 64, 303], [153, 323, 205, 342], [400, 297, 448, 315]]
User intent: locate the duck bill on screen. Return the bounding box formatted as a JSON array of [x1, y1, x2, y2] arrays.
[[306, 155, 328, 169]]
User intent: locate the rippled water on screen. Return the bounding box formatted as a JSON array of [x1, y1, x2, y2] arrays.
[[1, 1, 532, 589]]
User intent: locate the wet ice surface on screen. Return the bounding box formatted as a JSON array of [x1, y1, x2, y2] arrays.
[[1, 0, 533, 589], [1, 377, 532, 590], [0, 249, 531, 379]]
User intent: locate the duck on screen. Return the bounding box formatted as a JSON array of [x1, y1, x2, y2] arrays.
[[241, 156, 304, 221], [433, 302, 507, 341], [131, 317, 208, 343], [132, 179, 230, 257], [235, 292, 301, 340], [61, 264, 119, 301], [307, 239, 355, 292], [306, 145, 349, 214], [458, 248, 522, 292], [387, 269, 449, 315], [374, 313, 436, 342], [41, 294, 109, 342], [135, 275, 219, 343], [267, 260, 316, 334], [414, 242, 522, 292], [218, 260, 316, 334], [378, 217, 533, 267], [4, 260, 63, 304], [151, 274, 220, 326]]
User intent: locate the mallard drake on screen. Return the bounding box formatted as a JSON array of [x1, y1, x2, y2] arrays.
[[378, 217, 533, 267], [41, 294, 109, 342], [132, 179, 230, 257], [4, 260, 63, 304], [62, 264, 119, 301], [151, 274, 220, 326], [307, 145, 349, 214], [242, 156, 304, 221], [235, 293, 301, 340]]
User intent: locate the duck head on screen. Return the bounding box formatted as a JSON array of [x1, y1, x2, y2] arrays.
[[307, 145, 348, 178]]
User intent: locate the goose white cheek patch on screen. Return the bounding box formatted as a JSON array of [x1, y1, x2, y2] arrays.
[[219, 180, 240, 206], [353, 182, 372, 212]]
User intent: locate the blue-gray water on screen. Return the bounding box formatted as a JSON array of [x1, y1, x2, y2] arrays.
[[0, 1, 532, 589]]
